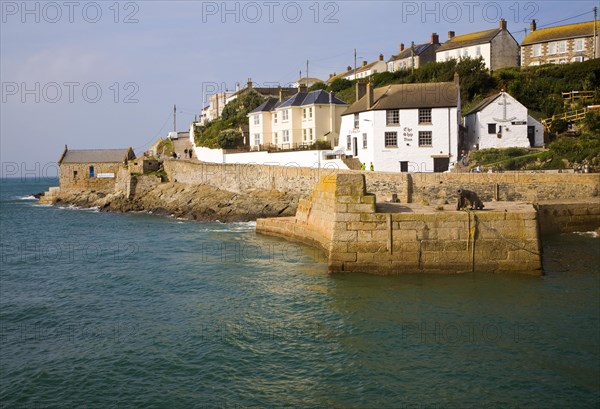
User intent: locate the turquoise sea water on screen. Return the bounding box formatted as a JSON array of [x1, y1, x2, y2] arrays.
[[0, 178, 599, 408]]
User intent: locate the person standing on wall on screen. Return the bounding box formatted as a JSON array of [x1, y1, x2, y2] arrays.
[[370, 162, 374, 171], [361, 163, 366, 171]]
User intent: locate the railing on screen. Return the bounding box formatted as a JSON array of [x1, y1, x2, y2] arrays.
[[225, 142, 332, 154], [541, 106, 600, 128], [562, 90, 595, 104]]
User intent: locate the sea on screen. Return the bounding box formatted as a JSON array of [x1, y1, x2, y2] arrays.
[[0, 178, 599, 408]]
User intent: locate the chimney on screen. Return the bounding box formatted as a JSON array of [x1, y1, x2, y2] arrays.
[[500, 18, 507, 30], [298, 83, 307, 93], [431, 33, 439, 44], [448, 31, 455, 40], [347, 65, 352, 72], [366, 82, 374, 109], [400, 43, 405, 52], [362, 60, 368, 67], [247, 78, 253, 89], [278, 86, 284, 102], [530, 19, 536, 32], [356, 81, 367, 101], [454, 72, 460, 86], [379, 53, 384, 61], [235, 82, 240, 92]]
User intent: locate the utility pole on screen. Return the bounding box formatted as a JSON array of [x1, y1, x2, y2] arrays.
[[306, 59, 309, 83], [594, 6, 598, 59], [354, 48, 357, 81], [173, 104, 176, 133]]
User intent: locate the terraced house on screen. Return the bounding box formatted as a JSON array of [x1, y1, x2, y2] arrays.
[[436, 19, 519, 70], [387, 34, 440, 72], [521, 20, 600, 66], [248, 88, 349, 150]]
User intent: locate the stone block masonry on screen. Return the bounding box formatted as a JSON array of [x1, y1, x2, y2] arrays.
[[257, 173, 544, 275]]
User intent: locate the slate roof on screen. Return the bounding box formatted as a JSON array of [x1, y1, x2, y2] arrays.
[[249, 98, 281, 113], [388, 43, 433, 62], [278, 90, 348, 108], [437, 28, 501, 52], [521, 21, 599, 45], [462, 93, 502, 116], [59, 148, 135, 164], [343, 82, 458, 115]]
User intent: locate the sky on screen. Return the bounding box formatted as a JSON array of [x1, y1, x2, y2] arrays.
[[1, 0, 599, 176]]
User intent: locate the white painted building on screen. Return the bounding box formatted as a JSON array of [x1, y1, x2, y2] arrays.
[[336, 78, 461, 173], [248, 89, 349, 150], [463, 91, 545, 149], [436, 19, 519, 70], [343, 54, 387, 81]]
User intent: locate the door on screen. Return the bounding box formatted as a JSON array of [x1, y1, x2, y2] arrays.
[[352, 137, 358, 157], [527, 126, 535, 147], [433, 158, 449, 173], [400, 161, 408, 172]]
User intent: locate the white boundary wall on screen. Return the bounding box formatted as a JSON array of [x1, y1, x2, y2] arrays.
[[194, 146, 349, 170]]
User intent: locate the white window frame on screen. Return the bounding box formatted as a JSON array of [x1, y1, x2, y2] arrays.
[[282, 130, 289, 143], [558, 41, 567, 54], [253, 115, 259, 125], [532, 44, 541, 57], [253, 133, 260, 146], [354, 113, 359, 128], [386, 110, 400, 126], [418, 131, 432, 147], [575, 38, 584, 52], [362, 133, 368, 149], [384, 131, 398, 148], [282, 110, 289, 121], [346, 135, 352, 150], [273, 113, 277, 123], [418, 108, 432, 124]]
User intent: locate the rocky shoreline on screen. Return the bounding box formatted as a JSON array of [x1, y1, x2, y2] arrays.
[[47, 182, 298, 222]]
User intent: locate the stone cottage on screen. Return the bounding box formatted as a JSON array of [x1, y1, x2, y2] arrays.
[[58, 146, 135, 192]]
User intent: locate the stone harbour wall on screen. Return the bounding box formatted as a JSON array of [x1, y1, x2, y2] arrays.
[[257, 173, 543, 275], [164, 160, 599, 204]]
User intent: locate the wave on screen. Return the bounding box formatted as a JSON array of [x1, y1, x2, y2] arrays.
[[572, 231, 599, 238], [56, 204, 100, 212], [15, 195, 37, 200], [198, 221, 257, 232]]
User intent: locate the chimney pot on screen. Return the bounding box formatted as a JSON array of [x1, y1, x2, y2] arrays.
[[500, 18, 507, 30], [362, 60, 367, 66], [347, 66, 352, 72], [448, 31, 455, 40], [530, 19, 536, 32], [379, 53, 384, 61], [431, 33, 439, 44], [400, 43, 405, 51]]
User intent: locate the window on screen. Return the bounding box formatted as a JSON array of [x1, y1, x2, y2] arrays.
[[354, 113, 359, 128], [309, 107, 313, 118], [346, 135, 352, 150], [418, 108, 432, 124], [384, 132, 398, 147], [463, 48, 469, 57], [73, 170, 78, 178], [89, 166, 94, 177], [282, 130, 289, 143], [282, 110, 289, 121], [575, 38, 584, 52], [362, 133, 368, 149], [488, 123, 497, 134], [558, 41, 566, 53], [309, 128, 313, 140], [548, 42, 557, 54], [388, 62, 395, 72], [445, 51, 450, 60], [532, 44, 541, 57], [254, 133, 260, 146], [253, 115, 259, 125], [386, 110, 399, 125], [573, 56, 584, 62], [476, 46, 481, 56], [303, 108, 306, 119], [303, 129, 307, 141], [273, 113, 277, 123], [418, 131, 432, 147]]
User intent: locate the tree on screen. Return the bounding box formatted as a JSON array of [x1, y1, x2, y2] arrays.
[[329, 78, 352, 93], [217, 129, 243, 149], [308, 82, 327, 91]]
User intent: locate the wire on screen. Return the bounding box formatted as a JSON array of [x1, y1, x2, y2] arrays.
[[538, 10, 594, 28], [133, 110, 174, 152]]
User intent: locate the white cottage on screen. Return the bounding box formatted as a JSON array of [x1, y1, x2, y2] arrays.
[[463, 91, 544, 150], [336, 77, 461, 173]]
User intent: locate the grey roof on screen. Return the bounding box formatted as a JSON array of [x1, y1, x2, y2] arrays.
[[60, 148, 135, 164], [388, 43, 434, 62], [343, 82, 458, 115], [437, 28, 501, 52], [463, 93, 501, 116], [278, 90, 348, 108], [249, 98, 282, 113]]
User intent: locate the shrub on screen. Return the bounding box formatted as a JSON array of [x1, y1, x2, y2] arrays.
[[308, 82, 327, 91], [329, 78, 352, 93], [217, 129, 243, 149]]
